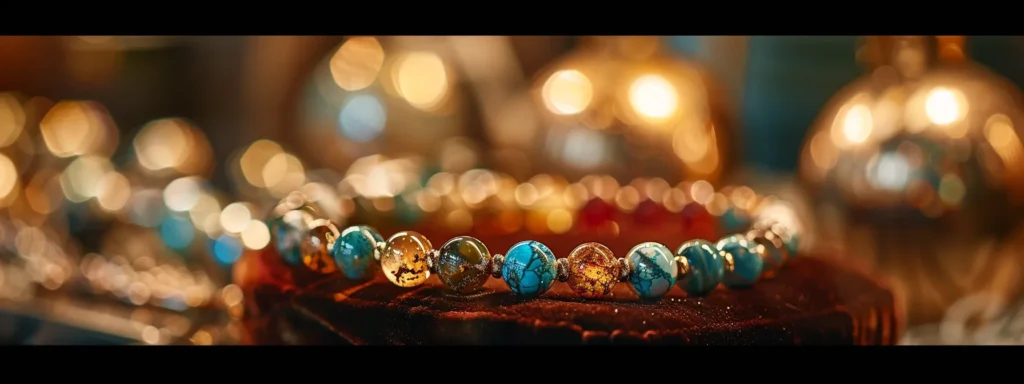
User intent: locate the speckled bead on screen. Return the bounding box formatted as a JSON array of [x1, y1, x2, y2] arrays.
[[269, 208, 316, 265], [566, 242, 619, 299], [332, 225, 383, 280], [502, 241, 557, 297], [381, 231, 433, 287], [301, 219, 340, 274], [436, 236, 492, 293], [674, 239, 725, 296], [625, 242, 677, 299], [716, 235, 763, 288]]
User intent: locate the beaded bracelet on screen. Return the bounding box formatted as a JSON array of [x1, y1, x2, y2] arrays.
[[271, 195, 799, 300]]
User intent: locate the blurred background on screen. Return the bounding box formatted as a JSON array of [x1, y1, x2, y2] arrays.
[[4, 35, 1024, 345]]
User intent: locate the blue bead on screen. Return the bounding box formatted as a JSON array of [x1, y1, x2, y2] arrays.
[[720, 207, 750, 234], [502, 241, 557, 297], [626, 242, 677, 299], [716, 235, 763, 288], [674, 239, 725, 296], [332, 226, 384, 280], [269, 210, 314, 266]]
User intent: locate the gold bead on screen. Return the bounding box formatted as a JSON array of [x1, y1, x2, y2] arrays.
[[301, 219, 340, 274], [381, 231, 433, 287], [566, 242, 618, 298]]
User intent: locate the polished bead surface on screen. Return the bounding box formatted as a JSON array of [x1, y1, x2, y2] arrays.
[[301, 220, 340, 274], [270, 209, 315, 265], [381, 231, 433, 287], [747, 229, 786, 274], [436, 236, 492, 293], [332, 225, 383, 280], [502, 241, 557, 297], [566, 242, 619, 298], [674, 239, 725, 296], [626, 242, 677, 299], [716, 235, 763, 288]]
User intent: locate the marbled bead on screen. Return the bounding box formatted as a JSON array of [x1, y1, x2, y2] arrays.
[[674, 239, 725, 296], [300, 220, 340, 274], [331, 225, 383, 280], [716, 235, 763, 288], [502, 241, 557, 297], [566, 242, 619, 299], [270, 209, 315, 266], [436, 236, 492, 293], [626, 242, 677, 299], [381, 231, 433, 287]]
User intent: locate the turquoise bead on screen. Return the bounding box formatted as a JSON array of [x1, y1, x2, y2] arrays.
[[716, 235, 763, 288], [502, 241, 557, 297], [626, 242, 677, 299], [332, 226, 384, 280], [674, 239, 725, 296], [269, 209, 314, 266], [720, 207, 750, 234]]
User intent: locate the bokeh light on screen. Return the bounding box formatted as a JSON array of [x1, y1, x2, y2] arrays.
[[542, 69, 593, 115], [330, 37, 385, 92], [0, 93, 25, 148], [628, 74, 678, 123], [338, 94, 386, 142], [393, 51, 449, 111]]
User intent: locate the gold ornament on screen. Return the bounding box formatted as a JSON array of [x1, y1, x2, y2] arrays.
[[799, 36, 1024, 324], [530, 36, 733, 184]]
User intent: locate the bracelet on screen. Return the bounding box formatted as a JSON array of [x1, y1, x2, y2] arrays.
[[269, 184, 800, 300]]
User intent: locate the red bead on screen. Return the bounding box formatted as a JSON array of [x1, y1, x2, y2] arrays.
[[633, 199, 669, 227], [681, 202, 719, 240], [578, 197, 617, 229]]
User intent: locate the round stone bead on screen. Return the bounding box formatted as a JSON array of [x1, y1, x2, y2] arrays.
[[625, 242, 677, 299], [381, 231, 433, 287], [269, 208, 316, 265], [332, 225, 384, 280], [300, 219, 340, 274], [674, 239, 725, 296], [436, 236, 492, 293], [716, 235, 763, 288], [566, 242, 619, 298], [502, 241, 557, 297]]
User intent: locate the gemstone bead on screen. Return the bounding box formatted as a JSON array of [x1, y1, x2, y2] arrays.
[[270, 209, 315, 265], [301, 219, 340, 274], [625, 242, 677, 299], [716, 235, 763, 288], [381, 231, 433, 287], [566, 242, 619, 298], [747, 228, 787, 274], [332, 225, 383, 280], [674, 239, 725, 296], [436, 236, 492, 293], [502, 241, 557, 297]]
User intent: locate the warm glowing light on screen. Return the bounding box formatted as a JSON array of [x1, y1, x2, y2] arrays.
[[164, 177, 202, 212], [135, 119, 190, 171], [330, 37, 385, 91], [0, 94, 25, 148], [60, 156, 113, 203], [925, 87, 966, 125], [542, 69, 593, 115], [219, 203, 252, 234], [393, 52, 448, 111], [0, 154, 16, 200], [39, 101, 100, 158], [842, 104, 873, 144], [189, 193, 222, 234], [262, 153, 305, 198], [628, 74, 678, 122], [546, 209, 573, 234], [240, 219, 270, 250], [984, 114, 1024, 172], [868, 152, 911, 191], [239, 140, 284, 188], [95, 171, 131, 211]]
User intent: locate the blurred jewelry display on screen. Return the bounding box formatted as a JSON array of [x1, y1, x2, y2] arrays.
[[266, 171, 803, 300], [798, 36, 1024, 325], [527, 36, 735, 183], [0, 94, 246, 344]]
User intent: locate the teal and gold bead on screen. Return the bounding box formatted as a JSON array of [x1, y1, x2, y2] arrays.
[[332, 225, 383, 280], [300, 219, 340, 274], [716, 235, 763, 288], [674, 239, 725, 296], [269, 208, 316, 265], [436, 236, 492, 293], [625, 242, 677, 299], [566, 242, 619, 299], [502, 241, 557, 297], [381, 231, 433, 287], [746, 228, 787, 275]]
